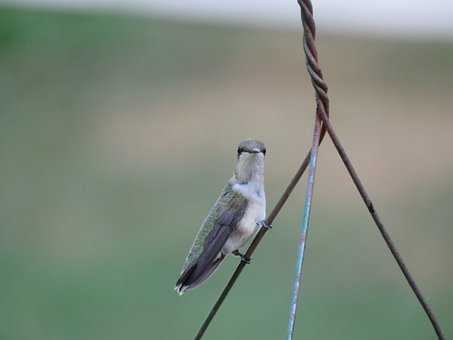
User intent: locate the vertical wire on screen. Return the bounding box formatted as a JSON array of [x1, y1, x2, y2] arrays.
[[286, 110, 322, 340]]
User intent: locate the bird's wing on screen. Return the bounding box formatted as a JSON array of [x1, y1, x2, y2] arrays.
[[175, 180, 247, 292]]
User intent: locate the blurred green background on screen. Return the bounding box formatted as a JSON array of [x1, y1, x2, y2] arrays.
[[1, 6, 452, 340]]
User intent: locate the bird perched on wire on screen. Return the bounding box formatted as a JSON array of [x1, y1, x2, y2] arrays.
[[175, 139, 268, 295]]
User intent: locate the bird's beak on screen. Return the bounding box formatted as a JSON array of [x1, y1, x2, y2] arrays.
[[251, 148, 261, 154]]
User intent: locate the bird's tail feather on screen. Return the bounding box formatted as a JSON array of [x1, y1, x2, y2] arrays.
[[175, 253, 225, 295]]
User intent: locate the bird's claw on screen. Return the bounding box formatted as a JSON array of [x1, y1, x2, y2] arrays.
[[232, 250, 252, 264], [257, 220, 272, 230]]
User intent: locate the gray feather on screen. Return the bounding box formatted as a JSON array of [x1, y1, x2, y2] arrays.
[[175, 179, 247, 292]]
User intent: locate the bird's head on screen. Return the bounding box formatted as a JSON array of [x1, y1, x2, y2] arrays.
[[234, 139, 266, 183]]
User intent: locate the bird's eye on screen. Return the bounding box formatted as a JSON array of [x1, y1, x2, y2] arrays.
[[237, 147, 245, 155], [262, 148, 266, 156]]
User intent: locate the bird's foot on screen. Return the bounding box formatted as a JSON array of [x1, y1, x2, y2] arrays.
[[232, 250, 251, 264], [257, 220, 272, 230]]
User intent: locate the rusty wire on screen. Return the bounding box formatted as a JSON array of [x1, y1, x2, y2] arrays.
[[316, 104, 445, 339], [193, 0, 445, 338], [286, 0, 329, 336], [296, 0, 444, 337]]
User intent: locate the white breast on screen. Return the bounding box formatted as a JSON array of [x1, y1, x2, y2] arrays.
[[222, 190, 266, 255], [237, 200, 264, 236]]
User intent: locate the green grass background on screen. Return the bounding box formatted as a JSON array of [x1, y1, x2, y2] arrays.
[[0, 6, 452, 339]]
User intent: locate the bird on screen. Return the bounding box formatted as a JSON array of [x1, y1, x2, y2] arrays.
[[175, 139, 268, 295]]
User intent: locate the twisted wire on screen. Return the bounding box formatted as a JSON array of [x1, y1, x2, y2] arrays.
[[295, 0, 444, 338], [194, 0, 445, 338], [285, 1, 329, 338]]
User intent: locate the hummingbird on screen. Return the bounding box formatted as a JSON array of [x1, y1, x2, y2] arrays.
[[175, 139, 268, 295]]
